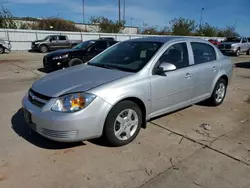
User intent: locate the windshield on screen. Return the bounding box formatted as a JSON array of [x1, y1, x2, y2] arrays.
[[44, 36, 52, 40], [73, 40, 95, 49], [88, 41, 163, 72], [224, 37, 241, 43]]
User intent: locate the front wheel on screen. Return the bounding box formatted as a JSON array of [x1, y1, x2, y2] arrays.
[[68, 58, 84, 67], [207, 78, 227, 106], [103, 101, 142, 147], [39, 45, 48, 53], [235, 49, 240, 57]]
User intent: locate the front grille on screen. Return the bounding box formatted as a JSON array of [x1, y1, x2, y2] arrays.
[[218, 44, 232, 49], [41, 128, 78, 139], [28, 89, 51, 108]]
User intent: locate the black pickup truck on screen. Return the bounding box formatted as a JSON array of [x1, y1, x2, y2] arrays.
[[31, 35, 82, 53], [43, 37, 118, 71]]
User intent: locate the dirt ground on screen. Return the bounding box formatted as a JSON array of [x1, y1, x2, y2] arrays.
[[0, 51, 249, 188]]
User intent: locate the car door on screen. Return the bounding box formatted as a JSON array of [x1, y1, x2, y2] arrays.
[[85, 41, 108, 61], [241, 38, 248, 52], [150, 42, 194, 117], [58, 35, 70, 49], [49, 36, 59, 50], [189, 42, 219, 103]]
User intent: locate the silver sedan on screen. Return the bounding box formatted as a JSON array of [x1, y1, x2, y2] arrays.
[[22, 36, 233, 146]]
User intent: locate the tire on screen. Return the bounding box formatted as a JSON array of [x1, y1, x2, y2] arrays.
[[235, 48, 240, 57], [68, 58, 84, 67], [39, 45, 48, 53], [207, 78, 227, 106], [246, 49, 250, 55], [103, 100, 142, 147], [0, 46, 4, 54]]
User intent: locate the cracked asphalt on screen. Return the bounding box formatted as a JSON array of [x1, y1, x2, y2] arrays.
[[0, 52, 250, 188]]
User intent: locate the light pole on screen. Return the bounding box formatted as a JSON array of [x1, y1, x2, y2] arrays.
[[82, 0, 85, 23], [234, 20, 237, 30], [118, 0, 121, 22], [130, 17, 133, 26], [199, 8, 204, 30], [123, 0, 126, 22]]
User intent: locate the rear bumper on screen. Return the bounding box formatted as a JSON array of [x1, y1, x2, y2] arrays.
[[2, 43, 11, 51]]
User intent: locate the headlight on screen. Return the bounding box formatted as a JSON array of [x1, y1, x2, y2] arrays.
[[53, 54, 69, 60], [34, 42, 39, 44], [51, 93, 96, 113], [231, 45, 237, 49]]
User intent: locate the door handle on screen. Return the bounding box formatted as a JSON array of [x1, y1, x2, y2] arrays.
[[212, 66, 217, 72], [185, 73, 191, 79]]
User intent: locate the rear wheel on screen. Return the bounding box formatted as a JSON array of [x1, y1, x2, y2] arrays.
[[39, 45, 48, 53], [68, 58, 84, 67], [207, 78, 227, 106], [0, 46, 4, 54], [103, 101, 142, 147]]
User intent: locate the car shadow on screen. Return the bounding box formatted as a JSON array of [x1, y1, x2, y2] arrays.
[[28, 49, 40, 53], [37, 68, 53, 74], [11, 109, 85, 150], [235, 62, 250, 69]]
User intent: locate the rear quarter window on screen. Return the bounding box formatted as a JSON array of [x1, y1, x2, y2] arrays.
[[191, 42, 216, 64]]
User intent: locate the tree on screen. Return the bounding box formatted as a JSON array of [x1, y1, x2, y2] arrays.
[[0, 6, 17, 29], [217, 26, 239, 37], [33, 17, 81, 31], [195, 23, 218, 37], [140, 26, 159, 35], [140, 26, 172, 35], [89, 16, 125, 33], [169, 17, 196, 36]]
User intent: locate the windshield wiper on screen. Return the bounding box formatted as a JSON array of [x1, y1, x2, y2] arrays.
[[88, 62, 135, 72], [88, 63, 119, 70]]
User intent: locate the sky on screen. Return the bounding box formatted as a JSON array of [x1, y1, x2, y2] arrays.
[[1, 0, 250, 36]]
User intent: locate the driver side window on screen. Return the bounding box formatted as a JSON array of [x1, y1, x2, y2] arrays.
[[158, 42, 189, 69]]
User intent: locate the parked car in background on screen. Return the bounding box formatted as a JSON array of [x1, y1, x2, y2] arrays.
[[43, 37, 118, 71], [31, 35, 82, 53], [208, 39, 221, 46], [0, 38, 11, 54], [218, 37, 250, 56], [22, 36, 232, 146]]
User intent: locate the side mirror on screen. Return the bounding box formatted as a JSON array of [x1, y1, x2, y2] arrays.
[[49, 38, 52, 42], [155, 62, 177, 75]]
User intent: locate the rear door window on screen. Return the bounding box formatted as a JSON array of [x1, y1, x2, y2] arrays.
[[191, 42, 216, 64], [58, 36, 67, 40]]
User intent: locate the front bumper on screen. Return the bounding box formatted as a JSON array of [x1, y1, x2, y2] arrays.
[[43, 57, 69, 70], [219, 48, 238, 54], [22, 93, 112, 142]]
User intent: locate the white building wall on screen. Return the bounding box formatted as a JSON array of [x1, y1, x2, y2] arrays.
[[0, 28, 226, 51]]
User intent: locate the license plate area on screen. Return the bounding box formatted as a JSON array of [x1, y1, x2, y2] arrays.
[[23, 108, 31, 123]]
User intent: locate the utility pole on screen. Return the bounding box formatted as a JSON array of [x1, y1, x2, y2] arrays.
[[199, 8, 204, 30], [82, 0, 85, 23], [234, 20, 237, 30], [123, 0, 125, 22], [118, 0, 121, 22]]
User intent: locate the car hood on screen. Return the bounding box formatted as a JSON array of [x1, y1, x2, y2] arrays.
[[31, 65, 133, 97], [46, 49, 79, 57], [33, 40, 45, 43]]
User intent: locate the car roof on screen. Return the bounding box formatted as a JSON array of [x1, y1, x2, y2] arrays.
[[128, 36, 206, 43]]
